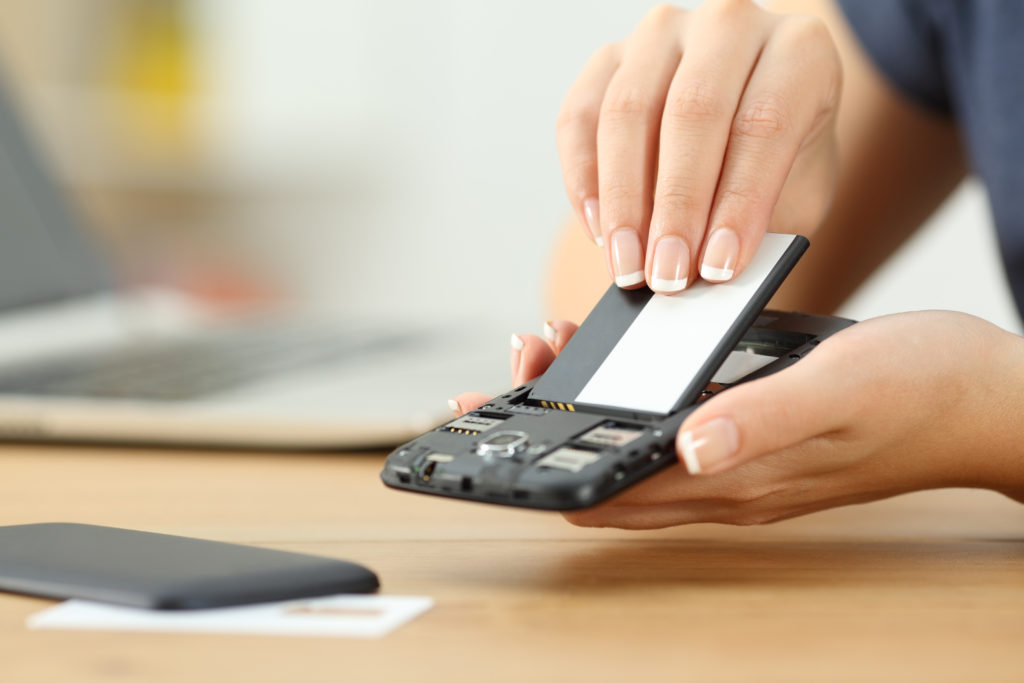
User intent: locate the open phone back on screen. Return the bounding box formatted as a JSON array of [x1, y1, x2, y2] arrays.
[[380, 234, 855, 510]]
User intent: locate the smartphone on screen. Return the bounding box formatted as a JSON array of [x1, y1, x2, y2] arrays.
[[0, 523, 379, 609], [380, 234, 856, 510]]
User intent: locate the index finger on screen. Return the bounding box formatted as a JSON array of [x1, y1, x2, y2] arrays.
[[557, 44, 622, 246], [699, 15, 841, 282]]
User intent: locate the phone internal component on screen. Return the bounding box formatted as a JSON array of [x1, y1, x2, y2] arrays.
[[441, 414, 506, 435], [476, 431, 530, 458], [535, 447, 601, 473], [578, 424, 643, 448], [538, 400, 576, 411], [420, 453, 454, 482]]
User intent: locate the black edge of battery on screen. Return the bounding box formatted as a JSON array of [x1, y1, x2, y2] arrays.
[[529, 286, 652, 406]]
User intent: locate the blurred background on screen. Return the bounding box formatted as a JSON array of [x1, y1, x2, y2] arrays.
[[0, 0, 1019, 335]]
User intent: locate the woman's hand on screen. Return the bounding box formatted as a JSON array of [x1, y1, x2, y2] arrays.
[[557, 0, 841, 293], [453, 312, 1024, 529]]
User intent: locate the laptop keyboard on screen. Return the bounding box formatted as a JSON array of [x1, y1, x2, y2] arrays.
[[0, 326, 418, 401]]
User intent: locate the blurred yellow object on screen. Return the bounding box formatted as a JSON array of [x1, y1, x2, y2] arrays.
[[100, 0, 197, 156]]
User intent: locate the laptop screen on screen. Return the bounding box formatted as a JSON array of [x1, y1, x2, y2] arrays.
[[0, 70, 111, 313]]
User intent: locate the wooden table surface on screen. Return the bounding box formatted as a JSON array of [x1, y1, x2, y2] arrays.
[[1, 443, 1023, 683]]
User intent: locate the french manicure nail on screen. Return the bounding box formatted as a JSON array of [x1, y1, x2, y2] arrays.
[[582, 198, 603, 247], [650, 236, 690, 294], [700, 228, 739, 282], [510, 333, 524, 382], [610, 228, 644, 288], [447, 398, 461, 416], [543, 321, 557, 344], [678, 417, 739, 475]]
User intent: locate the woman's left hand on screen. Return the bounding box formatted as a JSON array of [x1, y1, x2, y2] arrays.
[[456, 311, 1024, 529]]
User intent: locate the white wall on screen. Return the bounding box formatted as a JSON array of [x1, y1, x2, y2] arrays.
[[193, 0, 1022, 335], [839, 180, 1021, 333], [194, 0, 687, 330]]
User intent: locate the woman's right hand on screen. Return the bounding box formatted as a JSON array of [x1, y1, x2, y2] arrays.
[[557, 0, 842, 293]]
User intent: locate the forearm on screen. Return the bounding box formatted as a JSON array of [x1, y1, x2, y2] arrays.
[[767, 0, 966, 314]]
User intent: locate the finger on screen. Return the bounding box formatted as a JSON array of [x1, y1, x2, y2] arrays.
[[541, 320, 579, 355], [557, 43, 622, 246], [699, 14, 841, 283], [593, 456, 757, 508], [676, 350, 849, 476], [511, 333, 556, 386], [597, 8, 683, 288], [510, 333, 525, 385], [645, 2, 771, 294], [449, 393, 492, 416]]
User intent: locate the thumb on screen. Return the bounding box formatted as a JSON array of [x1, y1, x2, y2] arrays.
[[676, 357, 849, 476]]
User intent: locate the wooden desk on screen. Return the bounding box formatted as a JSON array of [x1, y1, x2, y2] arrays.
[[1, 444, 1023, 682]]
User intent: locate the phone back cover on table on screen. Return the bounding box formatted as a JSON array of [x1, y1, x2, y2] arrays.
[[0, 523, 379, 609]]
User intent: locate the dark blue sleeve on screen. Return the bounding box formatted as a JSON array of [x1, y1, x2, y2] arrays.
[[837, 0, 951, 114]]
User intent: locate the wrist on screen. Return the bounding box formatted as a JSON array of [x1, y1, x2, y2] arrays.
[[957, 323, 1024, 499]]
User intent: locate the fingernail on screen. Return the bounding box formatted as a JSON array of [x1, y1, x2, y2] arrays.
[[510, 333, 524, 382], [582, 198, 603, 247], [650, 236, 690, 294], [447, 398, 461, 416], [700, 228, 739, 282], [543, 321, 557, 344], [610, 228, 644, 288], [678, 417, 739, 475]]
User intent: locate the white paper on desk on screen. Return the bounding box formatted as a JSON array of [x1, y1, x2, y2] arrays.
[[27, 594, 433, 638]]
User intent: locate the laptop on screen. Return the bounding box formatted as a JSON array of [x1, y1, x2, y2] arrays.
[[0, 73, 504, 449]]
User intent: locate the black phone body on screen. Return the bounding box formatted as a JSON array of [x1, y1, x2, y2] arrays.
[[380, 233, 855, 511], [380, 309, 854, 511], [0, 523, 379, 609]]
